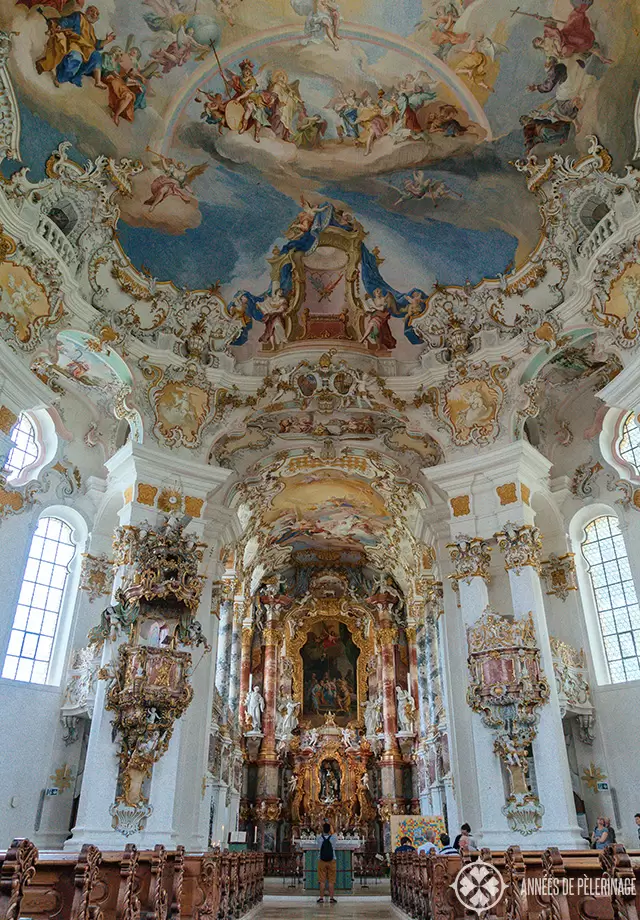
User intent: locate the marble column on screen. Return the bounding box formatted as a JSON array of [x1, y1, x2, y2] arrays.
[[227, 600, 243, 732], [497, 523, 584, 848], [260, 620, 279, 759], [215, 597, 234, 722], [238, 623, 253, 728], [379, 626, 399, 756]]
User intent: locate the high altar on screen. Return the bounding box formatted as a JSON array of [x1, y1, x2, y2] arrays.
[[237, 574, 427, 853]]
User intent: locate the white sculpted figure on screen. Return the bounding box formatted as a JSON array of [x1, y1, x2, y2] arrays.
[[245, 685, 265, 732], [279, 698, 300, 737], [341, 726, 357, 749], [396, 685, 416, 734], [363, 696, 382, 737]]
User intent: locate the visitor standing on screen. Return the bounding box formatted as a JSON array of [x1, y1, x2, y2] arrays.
[[438, 833, 458, 855], [316, 822, 338, 904], [453, 823, 477, 850], [592, 816, 611, 849]]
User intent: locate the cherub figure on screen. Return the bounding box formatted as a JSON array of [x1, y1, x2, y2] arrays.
[[144, 149, 208, 211]]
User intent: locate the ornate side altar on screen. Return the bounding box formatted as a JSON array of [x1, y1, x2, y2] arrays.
[[89, 517, 210, 836]]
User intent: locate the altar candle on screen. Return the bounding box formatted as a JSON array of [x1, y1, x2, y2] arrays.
[[254, 825, 258, 844], [222, 824, 225, 845]]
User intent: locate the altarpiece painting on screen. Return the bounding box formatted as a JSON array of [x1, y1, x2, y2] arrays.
[[302, 620, 359, 727]]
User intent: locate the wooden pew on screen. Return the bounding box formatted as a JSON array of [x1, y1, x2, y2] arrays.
[[0, 840, 263, 920], [391, 846, 640, 920]]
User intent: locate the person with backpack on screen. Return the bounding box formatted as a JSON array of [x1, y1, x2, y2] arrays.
[[316, 822, 338, 904]]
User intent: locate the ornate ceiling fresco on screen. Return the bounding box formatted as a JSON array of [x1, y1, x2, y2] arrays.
[[3, 0, 639, 339]]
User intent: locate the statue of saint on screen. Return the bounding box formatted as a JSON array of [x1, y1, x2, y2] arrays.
[[363, 696, 382, 737], [245, 685, 265, 732], [396, 685, 416, 734]]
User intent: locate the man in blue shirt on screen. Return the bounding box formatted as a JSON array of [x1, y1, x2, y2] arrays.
[[316, 823, 338, 904], [395, 836, 416, 853]]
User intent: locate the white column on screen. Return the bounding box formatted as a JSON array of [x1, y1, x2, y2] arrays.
[[456, 569, 512, 846], [506, 558, 584, 848], [67, 441, 237, 849]]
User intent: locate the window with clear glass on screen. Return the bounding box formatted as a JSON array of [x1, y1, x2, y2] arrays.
[[581, 515, 640, 683], [2, 516, 76, 684], [3, 413, 40, 479], [617, 412, 640, 477]]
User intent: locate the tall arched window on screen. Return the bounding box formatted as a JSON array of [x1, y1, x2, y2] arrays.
[[581, 515, 640, 683], [617, 412, 640, 476], [3, 413, 40, 481], [2, 516, 78, 684]]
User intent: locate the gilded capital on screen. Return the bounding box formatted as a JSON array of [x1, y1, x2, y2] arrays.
[[263, 626, 279, 647], [378, 626, 398, 647], [447, 537, 492, 584], [496, 523, 542, 573], [241, 626, 253, 649]]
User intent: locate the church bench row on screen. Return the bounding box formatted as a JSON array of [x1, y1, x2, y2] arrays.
[[0, 838, 263, 920], [391, 845, 640, 920]]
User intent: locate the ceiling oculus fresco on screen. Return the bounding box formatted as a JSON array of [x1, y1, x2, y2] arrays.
[[2, 0, 638, 361]]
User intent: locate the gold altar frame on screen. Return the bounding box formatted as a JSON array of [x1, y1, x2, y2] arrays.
[[287, 604, 373, 727]]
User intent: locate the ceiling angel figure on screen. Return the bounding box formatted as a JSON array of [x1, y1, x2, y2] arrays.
[[144, 149, 209, 211], [291, 0, 342, 51], [142, 0, 216, 73], [454, 32, 509, 93]]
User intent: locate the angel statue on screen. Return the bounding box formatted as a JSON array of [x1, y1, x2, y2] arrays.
[[454, 32, 509, 92], [142, 0, 214, 73], [144, 150, 208, 212], [396, 685, 416, 734]]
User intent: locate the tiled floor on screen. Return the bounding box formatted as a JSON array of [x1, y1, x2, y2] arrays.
[[256, 894, 397, 919]]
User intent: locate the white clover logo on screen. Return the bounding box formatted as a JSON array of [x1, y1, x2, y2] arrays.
[[452, 861, 506, 916]]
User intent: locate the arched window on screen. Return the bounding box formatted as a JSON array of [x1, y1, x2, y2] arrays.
[[3, 413, 40, 480], [581, 515, 640, 683], [2, 516, 78, 684], [617, 412, 640, 477]]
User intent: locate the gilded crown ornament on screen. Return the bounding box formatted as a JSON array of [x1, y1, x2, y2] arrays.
[[447, 537, 492, 584], [495, 523, 543, 573]]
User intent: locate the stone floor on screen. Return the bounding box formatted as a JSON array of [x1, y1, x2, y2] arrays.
[[255, 894, 397, 919], [263, 878, 390, 898]]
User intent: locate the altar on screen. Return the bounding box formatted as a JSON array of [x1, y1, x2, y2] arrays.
[[295, 837, 362, 891]]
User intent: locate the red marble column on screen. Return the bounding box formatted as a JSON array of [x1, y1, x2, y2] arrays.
[[380, 626, 400, 757], [238, 626, 253, 728], [407, 626, 420, 713], [259, 623, 278, 758]]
